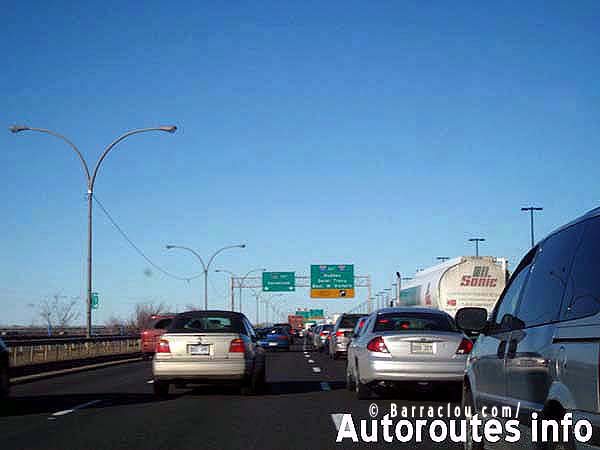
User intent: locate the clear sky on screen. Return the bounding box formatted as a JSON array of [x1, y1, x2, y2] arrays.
[[1, 1, 599, 326]]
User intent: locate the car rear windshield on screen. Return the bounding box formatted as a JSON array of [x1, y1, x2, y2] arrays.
[[269, 327, 289, 335], [169, 315, 242, 333], [152, 318, 172, 330], [374, 313, 456, 332], [339, 315, 362, 328]]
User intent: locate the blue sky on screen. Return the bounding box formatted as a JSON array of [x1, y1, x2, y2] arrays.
[[1, 1, 599, 325]]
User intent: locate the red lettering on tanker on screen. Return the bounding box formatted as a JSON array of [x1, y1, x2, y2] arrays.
[[460, 266, 498, 288]]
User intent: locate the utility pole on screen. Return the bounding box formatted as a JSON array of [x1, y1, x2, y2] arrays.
[[166, 244, 246, 310], [521, 206, 543, 248], [468, 238, 485, 257], [10, 125, 177, 337]]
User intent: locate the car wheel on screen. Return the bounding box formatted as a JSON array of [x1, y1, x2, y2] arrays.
[[346, 366, 355, 391], [0, 361, 9, 399], [354, 366, 372, 400], [463, 384, 484, 450], [153, 380, 170, 398]]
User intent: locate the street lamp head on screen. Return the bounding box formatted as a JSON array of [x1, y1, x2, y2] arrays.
[[239, 244, 247, 249], [159, 126, 177, 133], [9, 125, 29, 134], [165, 244, 175, 250]]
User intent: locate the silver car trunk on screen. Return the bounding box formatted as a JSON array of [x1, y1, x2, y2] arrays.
[[381, 331, 464, 362], [161, 332, 242, 361]]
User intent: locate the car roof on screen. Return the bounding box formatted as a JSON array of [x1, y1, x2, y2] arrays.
[[540, 206, 600, 245], [175, 310, 245, 319], [376, 307, 451, 316]]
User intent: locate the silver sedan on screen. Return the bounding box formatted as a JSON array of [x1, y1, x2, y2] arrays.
[[152, 310, 266, 396], [346, 307, 472, 399]]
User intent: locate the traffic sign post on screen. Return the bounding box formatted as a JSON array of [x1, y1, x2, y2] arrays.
[[310, 264, 355, 298], [262, 272, 295, 292], [91, 292, 99, 310]]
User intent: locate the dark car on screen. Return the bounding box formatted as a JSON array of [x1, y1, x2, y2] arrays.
[[0, 337, 9, 398], [458, 206, 600, 450], [141, 314, 177, 359]]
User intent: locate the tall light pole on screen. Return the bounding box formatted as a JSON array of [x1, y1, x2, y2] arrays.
[[521, 206, 543, 248], [166, 244, 246, 310], [215, 268, 266, 312], [468, 238, 485, 257], [10, 124, 177, 337], [383, 288, 392, 307]]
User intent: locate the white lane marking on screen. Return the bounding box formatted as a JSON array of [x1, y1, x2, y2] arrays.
[[320, 382, 331, 391], [312, 367, 322, 373], [331, 413, 345, 431], [147, 380, 154, 384], [308, 359, 315, 363], [51, 399, 102, 417], [304, 354, 310, 358]]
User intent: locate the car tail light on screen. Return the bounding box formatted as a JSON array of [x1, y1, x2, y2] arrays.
[[335, 331, 344, 337], [229, 338, 246, 353], [359, 320, 365, 329], [277, 335, 289, 341], [367, 336, 389, 353], [456, 338, 473, 355], [320, 332, 326, 337], [156, 339, 171, 353]]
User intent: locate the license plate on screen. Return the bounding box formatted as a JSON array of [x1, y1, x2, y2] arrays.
[[268, 342, 278, 346], [188, 344, 210, 355], [411, 342, 434, 354]]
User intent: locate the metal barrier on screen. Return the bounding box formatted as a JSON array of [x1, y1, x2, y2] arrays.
[[5, 336, 141, 367]]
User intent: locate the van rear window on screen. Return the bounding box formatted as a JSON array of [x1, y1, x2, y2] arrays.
[[169, 315, 241, 333], [374, 313, 456, 332]]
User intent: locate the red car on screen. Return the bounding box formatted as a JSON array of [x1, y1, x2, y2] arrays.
[[141, 314, 176, 359]]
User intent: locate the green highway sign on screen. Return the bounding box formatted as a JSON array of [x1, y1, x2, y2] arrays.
[[262, 271, 295, 292], [91, 292, 99, 310], [310, 264, 355, 298], [309, 308, 324, 318]]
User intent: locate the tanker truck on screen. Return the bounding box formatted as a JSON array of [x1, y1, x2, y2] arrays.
[[398, 256, 509, 316]]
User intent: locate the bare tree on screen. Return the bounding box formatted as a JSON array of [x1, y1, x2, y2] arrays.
[[38, 294, 81, 332], [128, 301, 169, 331], [104, 315, 128, 334]]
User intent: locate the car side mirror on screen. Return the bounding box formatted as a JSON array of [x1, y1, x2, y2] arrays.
[[456, 307, 489, 334]]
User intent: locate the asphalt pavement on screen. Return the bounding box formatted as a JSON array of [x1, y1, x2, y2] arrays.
[[0, 342, 463, 450]]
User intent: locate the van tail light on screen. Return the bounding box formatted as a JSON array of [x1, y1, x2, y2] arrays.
[[447, 299, 457, 307], [229, 338, 246, 353], [156, 339, 171, 353], [456, 338, 473, 355], [367, 336, 389, 353], [336, 331, 344, 337]]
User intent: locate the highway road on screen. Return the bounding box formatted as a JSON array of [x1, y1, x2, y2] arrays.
[[0, 343, 463, 450]]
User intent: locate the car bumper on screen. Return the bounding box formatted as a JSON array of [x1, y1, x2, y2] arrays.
[[153, 359, 246, 381], [360, 357, 466, 384]]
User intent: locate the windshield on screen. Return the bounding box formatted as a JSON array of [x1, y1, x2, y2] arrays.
[[339, 315, 363, 329], [373, 313, 456, 333], [169, 315, 241, 333]]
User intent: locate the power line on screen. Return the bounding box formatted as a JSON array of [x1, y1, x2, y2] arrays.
[[93, 195, 202, 282]]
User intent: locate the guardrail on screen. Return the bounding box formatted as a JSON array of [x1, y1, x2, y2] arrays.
[[5, 336, 141, 367]]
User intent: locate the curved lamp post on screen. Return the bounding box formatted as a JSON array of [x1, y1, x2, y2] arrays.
[[10, 125, 177, 337], [215, 267, 266, 313], [166, 244, 246, 310]]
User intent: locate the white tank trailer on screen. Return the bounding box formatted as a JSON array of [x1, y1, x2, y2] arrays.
[[398, 256, 509, 316]]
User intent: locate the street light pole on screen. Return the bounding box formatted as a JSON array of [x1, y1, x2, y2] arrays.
[[468, 238, 485, 257], [239, 268, 266, 314], [521, 206, 543, 248], [166, 244, 246, 310], [10, 125, 177, 337]]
